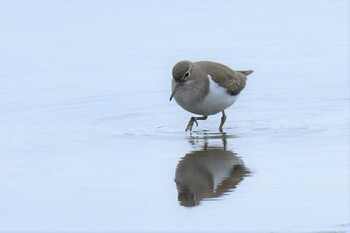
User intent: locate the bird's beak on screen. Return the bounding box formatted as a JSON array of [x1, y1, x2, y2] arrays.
[[169, 81, 183, 101]]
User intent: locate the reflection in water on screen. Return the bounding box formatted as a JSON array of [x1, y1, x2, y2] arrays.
[[175, 133, 250, 207]]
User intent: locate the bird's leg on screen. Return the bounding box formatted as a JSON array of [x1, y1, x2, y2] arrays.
[[222, 132, 227, 151], [185, 116, 208, 132], [219, 111, 227, 132]]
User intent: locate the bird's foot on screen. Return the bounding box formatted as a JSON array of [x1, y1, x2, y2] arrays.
[[219, 111, 226, 132], [185, 117, 198, 132]]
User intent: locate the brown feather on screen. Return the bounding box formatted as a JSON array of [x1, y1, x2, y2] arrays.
[[195, 61, 253, 96]]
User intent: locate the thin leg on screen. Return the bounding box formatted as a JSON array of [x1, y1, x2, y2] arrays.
[[222, 132, 227, 151], [219, 111, 226, 132], [185, 116, 208, 132]]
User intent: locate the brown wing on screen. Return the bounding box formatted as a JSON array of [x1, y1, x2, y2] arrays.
[[196, 61, 252, 96]]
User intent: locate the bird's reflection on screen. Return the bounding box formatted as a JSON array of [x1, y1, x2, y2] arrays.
[[175, 132, 250, 207]]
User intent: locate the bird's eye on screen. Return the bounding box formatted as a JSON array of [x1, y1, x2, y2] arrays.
[[184, 72, 190, 77]]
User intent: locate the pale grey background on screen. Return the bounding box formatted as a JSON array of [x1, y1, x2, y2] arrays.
[[0, 0, 349, 231]]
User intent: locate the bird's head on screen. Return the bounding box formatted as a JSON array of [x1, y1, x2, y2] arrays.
[[170, 60, 193, 101]]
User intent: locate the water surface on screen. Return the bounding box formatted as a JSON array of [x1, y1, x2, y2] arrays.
[[0, 0, 349, 231]]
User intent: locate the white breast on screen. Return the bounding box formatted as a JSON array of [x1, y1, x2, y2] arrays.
[[198, 77, 238, 115], [174, 75, 238, 115]]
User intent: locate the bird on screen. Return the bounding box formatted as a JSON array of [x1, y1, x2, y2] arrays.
[[175, 147, 250, 207], [169, 60, 253, 132]]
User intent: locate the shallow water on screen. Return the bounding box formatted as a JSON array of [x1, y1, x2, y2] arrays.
[[0, 0, 349, 231]]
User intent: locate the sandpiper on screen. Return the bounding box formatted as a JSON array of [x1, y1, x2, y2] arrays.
[[170, 60, 253, 132]]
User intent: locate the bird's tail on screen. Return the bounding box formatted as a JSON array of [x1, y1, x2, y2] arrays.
[[238, 70, 254, 76]]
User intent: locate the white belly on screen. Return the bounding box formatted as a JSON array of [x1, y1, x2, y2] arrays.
[[174, 77, 238, 116]]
